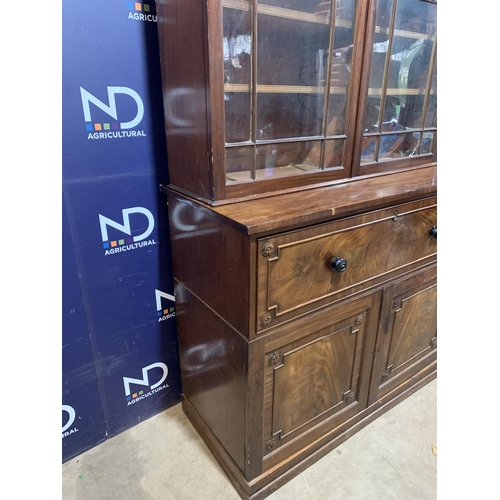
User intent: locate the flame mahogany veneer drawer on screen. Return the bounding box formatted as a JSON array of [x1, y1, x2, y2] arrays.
[[256, 197, 437, 333]]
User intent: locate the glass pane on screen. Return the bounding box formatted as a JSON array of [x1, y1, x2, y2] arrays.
[[384, 0, 437, 130], [361, 0, 437, 167], [374, 0, 393, 31], [420, 131, 434, 155], [424, 55, 437, 128], [259, 0, 330, 15], [255, 141, 322, 178], [382, 34, 433, 130], [324, 139, 345, 168], [223, 4, 253, 143], [257, 93, 324, 140], [379, 131, 419, 159], [256, 0, 331, 139], [326, 0, 356, 136], [394, 0, 437, 37], [362, 0, 393, 133], [361, 136, 377, 163], [225, 93, 252, 143], [226, 146, 253, 183]]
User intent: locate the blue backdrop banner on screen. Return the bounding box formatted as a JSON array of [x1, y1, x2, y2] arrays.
[[63, 197, 107, 462], [62, 0, 181, 459], [62, 0, 167, 182], [63, 173, 181, 437]]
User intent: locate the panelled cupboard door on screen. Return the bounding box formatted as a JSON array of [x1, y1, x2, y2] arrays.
[[368, 265, 437, 405], [262, 292, 380, 470]]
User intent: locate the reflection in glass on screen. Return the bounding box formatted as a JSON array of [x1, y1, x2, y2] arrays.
[[257, 92, 324, 140], [256, 9, 330, 140], [259, 0, 330, 14], [360, 0, 436, 164], [394, 0, 437, 36], [363, 0, 393, 133], [420, 132, 434, 155], [226, 146, 253, 183], [324, 139, 345, 168], [326, 0, 356, 136], [224, 5, 252, 143], [255, 141, 321, 178], [222, 0, 381, 184], [380, 35, 433, 130], [424, 59, 437, 128], [378, 132, 419, 160], [361, 136, 377, 163]]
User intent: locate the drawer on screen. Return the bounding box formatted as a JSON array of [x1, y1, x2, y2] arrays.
[[256, 197, 437, 333]]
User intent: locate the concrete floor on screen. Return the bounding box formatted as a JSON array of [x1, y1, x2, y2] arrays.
[[62, 379, 437, 500]]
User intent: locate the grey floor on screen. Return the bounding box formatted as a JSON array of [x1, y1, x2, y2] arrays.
[[62, 380, 437, 500]]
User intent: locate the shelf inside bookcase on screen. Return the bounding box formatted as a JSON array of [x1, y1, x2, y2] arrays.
[[226, 163, 319, 183], [224, 84, 347, 94], [375, 25, 436, 41], [368, 88, 436, 96], [224, 85, 435, 96], [223, 0, 352, 28]]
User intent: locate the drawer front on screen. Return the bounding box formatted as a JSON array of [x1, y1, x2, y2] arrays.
[[257, 197, 436, 333]]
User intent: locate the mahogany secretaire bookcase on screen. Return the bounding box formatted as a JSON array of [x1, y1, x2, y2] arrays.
[[156, 0, 437, 498]]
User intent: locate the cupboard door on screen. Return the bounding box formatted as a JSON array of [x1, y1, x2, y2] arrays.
[[368, 265, 436, 404], [222, 0, 368, 193], [262, 292, 380, 469]]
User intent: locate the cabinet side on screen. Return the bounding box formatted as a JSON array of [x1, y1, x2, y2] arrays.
[[175, 282, 247, 474], [165, 193, 251, 337], [157, 0, 213, 201]]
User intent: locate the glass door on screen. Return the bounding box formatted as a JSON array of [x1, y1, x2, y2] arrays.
[[355, 0, 437, 173], [222, 0, 361, 186]]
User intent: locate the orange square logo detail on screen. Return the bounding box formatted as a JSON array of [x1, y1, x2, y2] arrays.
[[111, 241, 117, 247], [132, 393, 137, 399], [95, 123, 102, 131], [135, 2, 142, 10]]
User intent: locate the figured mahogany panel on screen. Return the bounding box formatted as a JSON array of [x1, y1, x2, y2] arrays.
[[261, 293, 381, 466], [388, 286, 437, 373], [368, 264, 437, 404], [257, 197, 436, 331], [271, 324, 359, 439]]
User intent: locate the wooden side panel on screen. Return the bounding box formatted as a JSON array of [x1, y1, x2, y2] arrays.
[[175, 283, 246, 472], [157, 0, 213, 201], [369, 265, 437, 404], [166, 194, 251, 336]]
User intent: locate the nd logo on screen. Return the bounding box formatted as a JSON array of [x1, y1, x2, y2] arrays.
[[80, 86, 144, 129], [99, 207, 154, 244]]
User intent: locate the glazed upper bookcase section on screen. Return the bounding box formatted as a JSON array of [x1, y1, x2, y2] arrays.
[[222, 0, 437, 188], [156, 0, 437, 203], [223, 0, 358, 184]]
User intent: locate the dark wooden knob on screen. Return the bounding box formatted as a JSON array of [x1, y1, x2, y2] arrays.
[[331, 257, 348, 273], [429, 226, 437, 239]]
